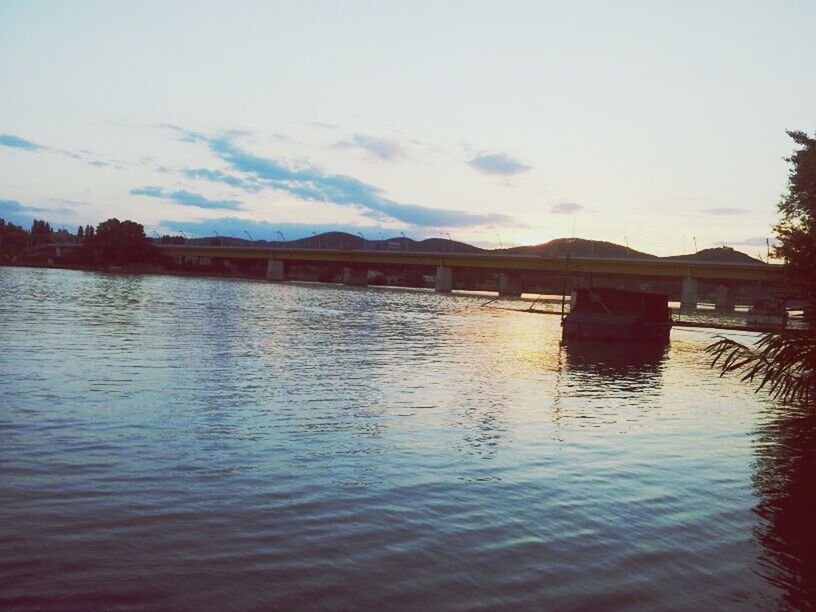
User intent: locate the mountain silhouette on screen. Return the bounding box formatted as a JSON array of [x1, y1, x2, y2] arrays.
[[182, 232, 763, 263]]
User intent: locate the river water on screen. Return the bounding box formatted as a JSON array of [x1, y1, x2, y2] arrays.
[[1, 267, 813, 610]]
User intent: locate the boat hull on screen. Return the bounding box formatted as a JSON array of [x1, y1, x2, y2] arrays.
[[562, 313, 671, 342]]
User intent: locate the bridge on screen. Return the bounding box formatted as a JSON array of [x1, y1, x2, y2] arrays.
[[156, 244, 785, 310]]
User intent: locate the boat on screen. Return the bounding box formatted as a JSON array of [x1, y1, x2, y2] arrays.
[[561, 287, 672, 342]]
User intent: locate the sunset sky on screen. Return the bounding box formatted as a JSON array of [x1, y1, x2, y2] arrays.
[[1, 1, 814, 255]]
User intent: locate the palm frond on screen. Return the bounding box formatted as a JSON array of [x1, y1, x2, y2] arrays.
[[707, 331, 816, 406]]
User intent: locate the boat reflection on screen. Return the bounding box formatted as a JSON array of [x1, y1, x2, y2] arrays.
[[561, 338, 669, 382], [549, 339, 669, 434], [752, 408, 816, 607]]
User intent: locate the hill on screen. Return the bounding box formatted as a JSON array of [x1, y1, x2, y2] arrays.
[[184, 231, 483, 253], [503, 237, 656, 259], [662, 246, 763, 264], [177, 232, 763, 263]]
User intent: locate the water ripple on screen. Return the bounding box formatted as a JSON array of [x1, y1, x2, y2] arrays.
[[0, 267, 808, 610]]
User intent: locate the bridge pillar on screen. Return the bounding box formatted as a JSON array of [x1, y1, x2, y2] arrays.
[[680, 277, 698, 310], [435, 266, 453, 293], [266, 259, 285, 281], [342, 266, 368, 286], [498, 273, 522, 297], [714, 285, 735, 312]]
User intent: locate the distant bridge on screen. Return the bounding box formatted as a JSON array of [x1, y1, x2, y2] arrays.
[[156, 244, 780, 281], [156, 244, 785, 309]]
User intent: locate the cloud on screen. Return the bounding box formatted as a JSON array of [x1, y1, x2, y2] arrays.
[[0, 133, 113, 167], [166, 127, 516, 228], [0, 199, 37, 226], [715, 236, 772, 247], [160, 217, 411, 241], [182, 168, 263, 192], [551, 202, 583, 214], [0, 198, 76, 227], [335, 134, 405, 160], [303, 121, 338, 129], [0, 198, 73, 214], [700, 207, 748, 215], [130, 186, 243, 210], [467, 152, 532, 176], [0, 134, 46, 152], [1, 199, 34, 211]]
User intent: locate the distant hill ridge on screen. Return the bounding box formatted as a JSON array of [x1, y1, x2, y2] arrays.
[[505, 237, 656, 260], [181, 232, 763, 263]]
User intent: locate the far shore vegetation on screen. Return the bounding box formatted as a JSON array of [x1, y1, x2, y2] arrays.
[[1, 218, 163, 267]]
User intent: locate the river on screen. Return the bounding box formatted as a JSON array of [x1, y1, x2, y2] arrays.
[[1, 266, 813, 610]]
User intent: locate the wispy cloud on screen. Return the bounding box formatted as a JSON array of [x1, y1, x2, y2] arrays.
[[130, 186, 243, 210], [0, 199, 45, 213], [0, 198, 76, 226], [164, 126, 516, 228], [0, 133, 113, 167], [182, 168, 263, 193], [700, 207, 748, 215], [716, 236, 772, 247], [467, 152, 532, 176], [0, 199, 36, 227], [335, 134, 405, 161], [303, 121, 338, 130], [551, 202, 583, 214], [0, 134, 46, 152], [0, 198, 76, 214]]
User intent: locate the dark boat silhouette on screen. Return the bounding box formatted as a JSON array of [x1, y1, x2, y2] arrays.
[[562, 288, 672, 342]]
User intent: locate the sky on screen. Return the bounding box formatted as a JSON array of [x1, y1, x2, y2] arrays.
[[1, 0, 814, 256]]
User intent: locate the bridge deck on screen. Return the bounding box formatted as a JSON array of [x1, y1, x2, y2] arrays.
[[156, 245, 781, 282]]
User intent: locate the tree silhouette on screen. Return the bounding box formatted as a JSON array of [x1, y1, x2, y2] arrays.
[[0, 218, 28, 258], [709, 131, 816, 406], [30, 219, 53, 246], [82, 218, 157, 265]]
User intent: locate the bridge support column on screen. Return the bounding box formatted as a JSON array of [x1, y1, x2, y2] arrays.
[[266, 259, 285, 281], [681, 277, 698, 310], [714, 285, 735, 312], [342, 266, 368, 286], [435, 266, 453, 293], [498, 273, 522, 297]]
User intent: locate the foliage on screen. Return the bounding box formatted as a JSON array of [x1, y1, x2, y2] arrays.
[[82, 218, 157, 265], [708, 332, 816, 405], [0, 218, 28, 258], [158, 234, 185, 245], [30, 219, 53, 246], [709, 130, 816, 407], [774, 130, 816, 302]]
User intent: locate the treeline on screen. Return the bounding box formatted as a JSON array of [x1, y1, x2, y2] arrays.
[[0, 217, 173, 267], [0, 218, 28, 258]]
